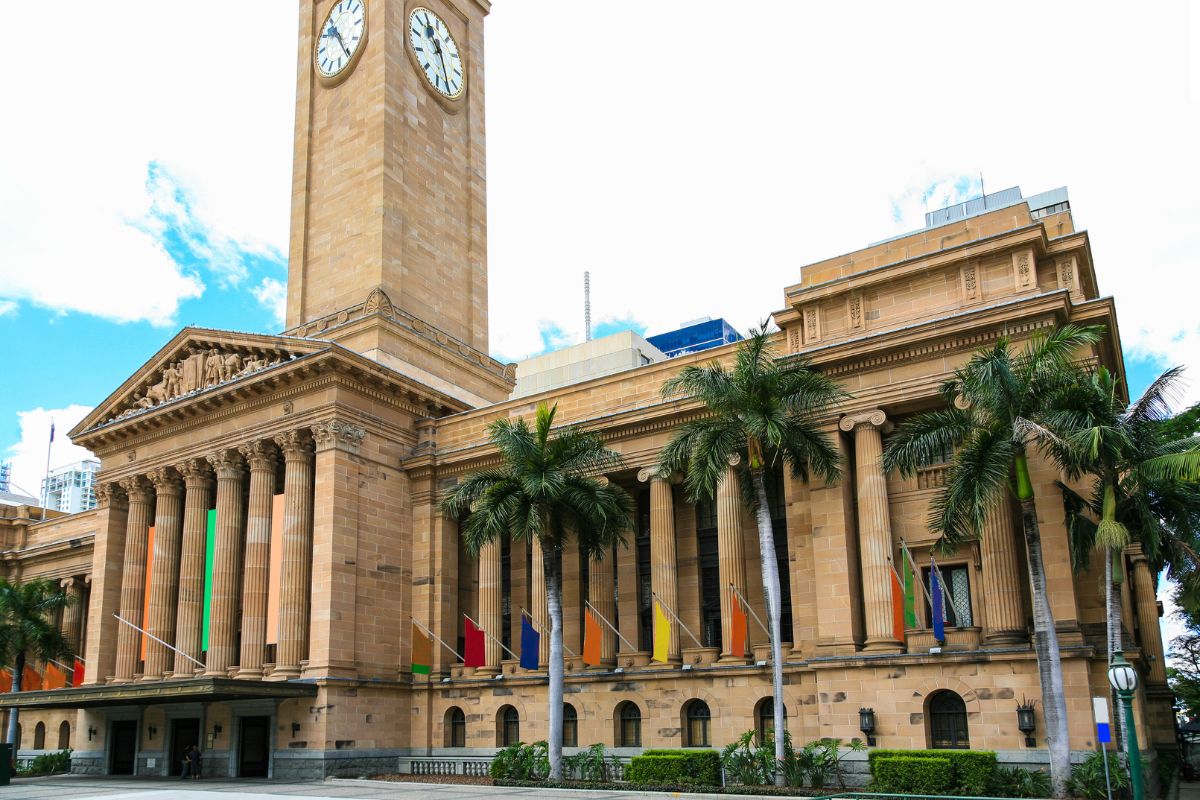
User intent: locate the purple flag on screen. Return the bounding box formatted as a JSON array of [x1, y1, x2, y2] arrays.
[[520, 614, 540, 670], [931, 556, 946, 642]]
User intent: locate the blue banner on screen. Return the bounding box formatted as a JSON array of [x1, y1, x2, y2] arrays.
[[520, 616, 540, 670], [931, 557, 946, 642]]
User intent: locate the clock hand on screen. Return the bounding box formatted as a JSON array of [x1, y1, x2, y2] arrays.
[[331, 25, 351, 59], [435, 40, 451, 87]]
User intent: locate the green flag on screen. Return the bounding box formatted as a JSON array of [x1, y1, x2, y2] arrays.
[[202, 509, 216, 651], [902, 546, 917, 628]]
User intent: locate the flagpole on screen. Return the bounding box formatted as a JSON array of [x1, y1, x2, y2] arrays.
[[584, 600, 636, 652], [900, 540, 936, 606], [40, 421, 54, 522], [729, 584, 772, 641], [651, 591, 702, 648], [411, 617, 464, 662], [113, 613, 204, 668], [463, 613, 519, 661], [518, 607, 576, 657]]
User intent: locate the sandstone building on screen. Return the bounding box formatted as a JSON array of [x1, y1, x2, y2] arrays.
[[0, 0, 1175, 780]]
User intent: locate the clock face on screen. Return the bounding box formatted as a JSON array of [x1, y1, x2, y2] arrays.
[[315, 0, 367, 80], [408, 7, 464, 98]]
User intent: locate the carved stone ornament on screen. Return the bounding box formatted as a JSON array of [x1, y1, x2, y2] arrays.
[[803, 305, 821, 344], [839, 409, 889, 433], [364, 287, 395, 318], [847, 293, 864, 330], [275, 429, 314, 458], [961, 261, 979, 303], [95, 482, 127, 509], [206, 449, 245, 479], [311, 419, 367, 450], [1013, 249, 1036, 291], [148, 466, 183, 494], [787, 327, 801, 354], [238, 439, 278, 471], [118, 475, 153, 502], [108, 344, 294, 423], [176, 458, 212, 487]]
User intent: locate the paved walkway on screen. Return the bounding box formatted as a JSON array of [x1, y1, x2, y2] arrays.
[[0, 775, 783, 800]]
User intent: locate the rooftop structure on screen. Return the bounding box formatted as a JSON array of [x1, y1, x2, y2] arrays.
[[512, 330, 665, 398], [646, 317, 743, 359]]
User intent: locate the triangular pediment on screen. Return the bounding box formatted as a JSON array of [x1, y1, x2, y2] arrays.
[[71, 327, 330, 438]]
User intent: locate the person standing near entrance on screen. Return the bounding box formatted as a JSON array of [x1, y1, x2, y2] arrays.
[[184, 745, 201, 780]]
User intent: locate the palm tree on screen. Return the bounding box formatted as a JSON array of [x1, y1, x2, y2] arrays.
[[0, 578, 72, 758], [1053, 366, 1200, 747], [441, 403, 633, 780], [882, 323, 1104, 797], [658, 325, 846, 787]]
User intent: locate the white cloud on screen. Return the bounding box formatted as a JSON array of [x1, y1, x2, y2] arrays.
[[252, 278, 287, 329], [4, 406, 95, 502], [0, 300, 16, 318]]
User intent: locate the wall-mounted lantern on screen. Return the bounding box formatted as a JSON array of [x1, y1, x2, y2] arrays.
[[1015, 699, 1037, 747], [858, 707, 876, 747]]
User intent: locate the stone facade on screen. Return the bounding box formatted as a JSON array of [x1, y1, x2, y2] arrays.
[[0, 0, 1175, 782]]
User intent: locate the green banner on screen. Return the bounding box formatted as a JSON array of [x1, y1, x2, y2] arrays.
[[202, 508, 216, 651]]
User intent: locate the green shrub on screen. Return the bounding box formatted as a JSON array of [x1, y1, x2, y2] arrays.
[[989, 766, 1053, 798], [872, 756, 953, 794], [721, 730, 777, 786], [18, 749, 71, 777], [563, 743, 622, 782], [634, 749, 721, 786], [487, 741, 549, 780], [628, 754, 690, 785], [868, 748, 997, 794], [1068, 751, 1130, 800]]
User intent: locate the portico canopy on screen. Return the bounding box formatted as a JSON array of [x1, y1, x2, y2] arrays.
[[0, 677, 317, 710]]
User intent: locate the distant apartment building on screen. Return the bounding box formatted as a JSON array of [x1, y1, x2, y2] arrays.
[[41, 460, 100, 513], [647, 317, 743, 358]]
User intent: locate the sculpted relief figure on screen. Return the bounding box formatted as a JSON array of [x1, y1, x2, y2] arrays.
[[204, 349, 223, 386], [162, 362, 182, 398], [221, 352, 243, 381]]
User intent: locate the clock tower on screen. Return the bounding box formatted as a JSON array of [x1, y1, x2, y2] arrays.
[[284, 0, 512, 406]]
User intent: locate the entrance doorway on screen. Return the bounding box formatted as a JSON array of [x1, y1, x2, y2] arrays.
[[109, 720, 138, 775], [169, 718, 200, 777], [237, 716, 271, 778]]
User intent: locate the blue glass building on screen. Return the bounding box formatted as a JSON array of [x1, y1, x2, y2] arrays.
[[646, 317, 743, 359]]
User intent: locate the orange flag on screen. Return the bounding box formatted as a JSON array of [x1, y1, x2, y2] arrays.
[[0, 670, 11, 693], [731, 590, 748, 658], [582, 609, 602, 666], [44, 663, 67, 690], [22, 665, 43, 691], [890, 565, 907, 644]]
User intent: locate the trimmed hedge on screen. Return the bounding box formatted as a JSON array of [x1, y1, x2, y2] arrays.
[[495, 778, 829, 796], [873, 756, 953, 795], [869, 748, 998, 794], [629, 749, 722, 786]]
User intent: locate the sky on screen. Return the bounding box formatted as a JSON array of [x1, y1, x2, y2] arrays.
[[1, 3, 1198, 639]]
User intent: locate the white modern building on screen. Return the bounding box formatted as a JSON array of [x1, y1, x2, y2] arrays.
[[41, 459, 100, 514]]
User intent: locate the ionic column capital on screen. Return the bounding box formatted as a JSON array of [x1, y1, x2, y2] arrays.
[[238, 439, 278, 472], [148, 466, 182, 495], [274, 429, 314, 460], [839, 409, 892, 434], [60, 576, 77, 590], [118, 475, 153, 503], [637, 467, 680, 484], [95, 482, 127, 510], [206, 449, 245, 479], [311, 418, 366, 452]]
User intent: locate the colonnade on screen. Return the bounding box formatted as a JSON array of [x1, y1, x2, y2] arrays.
[[107, 428, 316, 683]]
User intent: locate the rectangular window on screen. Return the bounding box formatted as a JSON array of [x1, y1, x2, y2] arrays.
[[696, 497, 721, 648], [636, 491, 652, 651], [922, 564, 973, 628]]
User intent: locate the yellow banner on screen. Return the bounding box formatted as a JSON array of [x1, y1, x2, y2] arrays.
[[652, 601, 671, 663]]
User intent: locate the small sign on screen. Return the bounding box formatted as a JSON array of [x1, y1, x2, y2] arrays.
[[1093, 697, 1112, 744], [1097, 723, 1112, 743]]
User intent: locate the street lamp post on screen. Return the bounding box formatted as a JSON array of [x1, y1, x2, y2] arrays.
[[1108, 651, 1144, 800]]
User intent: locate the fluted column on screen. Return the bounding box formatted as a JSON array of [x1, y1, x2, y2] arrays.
[[980, 490, 1026, 644], [717, 457, 749, 660], [204, 449, 246, 675], [174, 459, 211, 676], [60, 577, 85, 655], [588, 546, 616, 664], [840, 410, 902, 653], [477, 540, 503, 673], [143, 467, 184, 679], [1130, 545, 1167, 684], [640, 469, 680, 662], [531, 536, 550, 665], [114, 476, 154, 682], [237, 440, 277, 678], [273, 430, 314, 678]]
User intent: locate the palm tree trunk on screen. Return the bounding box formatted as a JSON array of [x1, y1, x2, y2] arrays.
[[544, 541, 565, 780], [750, 471, 786, 787], [1107, 550, 1129, 754], [1016, 456, 1071, 798], [6, 650, 23, 764]]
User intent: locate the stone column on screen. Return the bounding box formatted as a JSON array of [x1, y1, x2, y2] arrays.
[[114, 476, 154, 682], [477, 539, 503, 673], [640, 469, 680, 662], [717, 457, 749, 660], [60, 577, 85, 655], [174, 459, 211, 676], [204, 449, 246, 675], [87, 485, 127, 685], [237, 440, 276, 678], [530, 536, 550, 665], [1130, 545, 1167, 684], [840, 410, 902, 653], [273, 430, 314, 678], [143, 467, 184, 680], [588, 546, 617, 664], [980, 491, 1027, 644]]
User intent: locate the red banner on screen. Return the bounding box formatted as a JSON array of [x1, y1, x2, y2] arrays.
[[464, 617, 485, 668]]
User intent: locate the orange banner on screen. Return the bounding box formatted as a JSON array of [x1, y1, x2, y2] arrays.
[[44, 663, 67, 690], [731, 592, 748, 658], [0, 670, 11, 693], [266, 493, 284, 645], [582, 609, 602, 666], [141, 525, 156, 660], [22, 665, 42, 691]]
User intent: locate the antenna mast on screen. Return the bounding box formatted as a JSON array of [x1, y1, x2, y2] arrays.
[[584, 271, 592, 342]]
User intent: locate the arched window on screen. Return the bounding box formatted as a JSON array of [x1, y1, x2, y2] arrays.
[[755, 698, 787, 744], [928, 691, 969, 749], [563, 703, 578, 748], [617, 702, 642, 747], [57, 720, 71, 750], [444, 707, 466, 748], [683, 700, 711, 747], [33, 721, 46, 750], [498, 705, 520, 747]]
